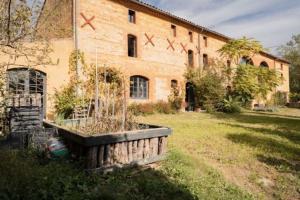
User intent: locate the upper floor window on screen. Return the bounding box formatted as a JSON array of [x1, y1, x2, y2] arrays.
[[260, 61, 269, 68], [130, 76, 149, 99], [171, 25, 177, 37], [280, 64, 284, 70], [128, 34, 137, 57], [189, 31, 193, 43], [203, 54, 208, 68], [128, 10, 136, 23], [240, 56, 254, 65], [227, 60, 231, 67], [203, 36, 208, 47], [188, 50, 194, 67]]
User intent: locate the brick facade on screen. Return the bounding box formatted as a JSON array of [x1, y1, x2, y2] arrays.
[[1, 0, 290, 118]]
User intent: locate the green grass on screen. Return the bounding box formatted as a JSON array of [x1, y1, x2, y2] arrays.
[[1, 108, 300, 199], [140, 108, 300, 199]]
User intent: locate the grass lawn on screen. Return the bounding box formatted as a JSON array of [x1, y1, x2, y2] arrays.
[[140, 108, 300, 200], [0, 108, 299, 199]]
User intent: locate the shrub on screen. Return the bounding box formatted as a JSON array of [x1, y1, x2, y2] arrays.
[[168, 88, 183, 112], [128, 101, 175, 116], [128, 103, 155, 116], [155, 101, 174, 114], [53, 85, 76, 118], [218, 96, 241, 113], [271, 91, 288, 106], [196, 72, 226, 112], [290, 93, 300, 103]]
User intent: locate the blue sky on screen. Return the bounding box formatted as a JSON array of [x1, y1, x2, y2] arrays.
[[144, 0, 300, 54]]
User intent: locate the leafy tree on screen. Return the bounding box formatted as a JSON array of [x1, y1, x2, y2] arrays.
[[0, 0, 66, 114], [278, 34, 300, 93], [233, 65, 259, 104], [0, 0, 53, 69], [218, 37, 264, 65], [233, 65, 280, 105]]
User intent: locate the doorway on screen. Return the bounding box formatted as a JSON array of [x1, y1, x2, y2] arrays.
[[185, 82, 195, 111]]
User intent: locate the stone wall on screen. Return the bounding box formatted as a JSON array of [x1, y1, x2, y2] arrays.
[[76, 0, 290, 103], [0, 0, 290, 119]]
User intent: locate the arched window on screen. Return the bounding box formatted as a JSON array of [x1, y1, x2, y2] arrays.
[[7, 68, 46, 95], [171, 80, 178, 89], [240, 56, 254, 65], [128, 34, 137, 57], [260, 61, 269, 68], [7, 68, 47, 117], [188, 50, 194, 67], [130, 76, 149, 99]]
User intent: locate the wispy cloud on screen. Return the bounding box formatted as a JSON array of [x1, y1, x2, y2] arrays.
[[144, 0, 300, 54]]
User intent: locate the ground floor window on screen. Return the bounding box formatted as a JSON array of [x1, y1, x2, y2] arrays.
[[7, 68, 47, 117], [130, 76, 149, 99], [171, 80, 178, 89]]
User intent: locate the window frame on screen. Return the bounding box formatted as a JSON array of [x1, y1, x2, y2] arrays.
[[203, 54, 208, 68], [189, 31, 193, 43], [130, 76, 149, 99], [128, 10, 136, 24], [203, 36, 208, 47], [171, 24, 177, 37], [227, 60, 231, 67], [171, 80, 178, 89], [128, 34, 137, 58], [188, 50, 194, 67]]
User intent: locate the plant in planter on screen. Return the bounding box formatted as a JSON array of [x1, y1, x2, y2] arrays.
[[51, 52, 172, 171]]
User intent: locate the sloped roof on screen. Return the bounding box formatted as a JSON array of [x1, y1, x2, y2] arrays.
[[127, 0, 290, 64]]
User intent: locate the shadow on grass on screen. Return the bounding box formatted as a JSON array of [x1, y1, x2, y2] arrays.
[[226, 133, 300, 161], [212, 112, 300, 133], [244, 111, 300, 120], [257, 154, 300, 173], [0, 150, 196, 200], [223, 123, 300, 145]]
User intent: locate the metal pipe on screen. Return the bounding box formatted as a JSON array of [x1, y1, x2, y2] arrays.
[[73, 0, 79, 95]]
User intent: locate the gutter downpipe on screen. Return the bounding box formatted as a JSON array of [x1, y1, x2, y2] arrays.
[[73, 0, 79, 96]]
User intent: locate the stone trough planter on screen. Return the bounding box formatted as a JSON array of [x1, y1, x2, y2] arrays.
[[44, 121, 172, 171]]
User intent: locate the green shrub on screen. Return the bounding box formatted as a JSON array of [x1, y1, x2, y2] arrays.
[[53, 85, 76, 119], [196, 72, 226, 112], [268, 91, 288, 106], [155, 101, 174, 114], [168, 88, 183, 112], [128, 103, 155, 116], [218, 96, 241, 113], [128, 101, 175, 116], [290, 93, 300, 103]]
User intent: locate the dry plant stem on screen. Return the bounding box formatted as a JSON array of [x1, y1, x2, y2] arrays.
[[112, 89, 116, 118], [121, 77, 126, 131], [106, 86, 110, 118]]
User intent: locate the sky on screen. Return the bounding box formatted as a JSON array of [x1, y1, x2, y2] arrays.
[[144, 0, 300, 55]]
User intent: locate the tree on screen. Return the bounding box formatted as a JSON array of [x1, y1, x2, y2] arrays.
[[0, 0, 53, 69], [0, 0, 67, 113], [233, 65, 280, 106], [233, 65, 259, 104], [278, 34, 300, 93], [218, 36, 264, 65]]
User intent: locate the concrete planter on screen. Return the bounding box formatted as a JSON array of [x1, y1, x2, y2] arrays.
[[44, 121, 172, 171]]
